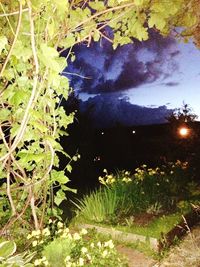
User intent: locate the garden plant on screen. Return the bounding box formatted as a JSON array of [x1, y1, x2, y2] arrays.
[[0, 0, 200, 266], [73, 161, 200, 237]]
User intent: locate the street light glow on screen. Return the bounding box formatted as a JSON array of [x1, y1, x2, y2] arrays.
[[178, 127, 189, 137]]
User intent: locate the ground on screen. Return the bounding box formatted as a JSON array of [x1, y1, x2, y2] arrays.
[[117, 224, 200, 267]]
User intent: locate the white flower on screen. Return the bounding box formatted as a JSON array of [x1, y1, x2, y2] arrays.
[[97, 241, 102, 248], [102, 250, 108, 258], [73, 233, 81, 240], [104, 240, 114, 249], [79, 257, 84, 266], [90, 242, 94, 248], [32, 240, 38, 247], [81, 247, 88, 254], [34, 259, 42, 266], [80, 228, 87, 235], [42, 228, 50, 236], [65, 255, 71, 261], [57, 221, 64, 228], [27, 234, 32, 239], [32, 230, 41, 237], [86, 254, 91, 261]]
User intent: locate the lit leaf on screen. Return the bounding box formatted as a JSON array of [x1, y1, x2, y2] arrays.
[[0, 36, 7, 54]]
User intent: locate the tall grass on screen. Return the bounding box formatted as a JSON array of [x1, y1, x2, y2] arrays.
[[72, 188, 118, 223]]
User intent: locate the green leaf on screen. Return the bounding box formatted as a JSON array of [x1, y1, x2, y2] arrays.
[[0, 36, 7, 54], [0, 240, 16, 259], [66, 164, 72, 173], [47, 20, 55, 39], [54, 190, 66, 206], [51, 170, 69, 184], [61, 185, 77, 193], [148, 13, 166, 31], [89, 1, 105, 11], [93, 30, 100, 42]]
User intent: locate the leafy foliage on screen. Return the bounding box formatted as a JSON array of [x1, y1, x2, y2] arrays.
[[0, 0, 199, 234], [0, 240, 35, 266], [74, 161, 198, 225]]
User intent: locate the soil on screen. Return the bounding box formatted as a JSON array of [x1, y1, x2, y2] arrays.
[[133, 213, 158, 226], [117, 245, 156, 267], [116, 224, 200, 267]]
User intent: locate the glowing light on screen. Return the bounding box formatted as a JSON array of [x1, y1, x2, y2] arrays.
[[132, 130, 136, 134], [101, 131, 104, 135], [178, 127, 189, 137]]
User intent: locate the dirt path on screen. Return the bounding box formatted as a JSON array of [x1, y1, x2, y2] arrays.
[[117, 225, 200, 267], [117, 245, 156, 267]]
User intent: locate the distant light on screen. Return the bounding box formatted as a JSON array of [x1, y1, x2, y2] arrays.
[[101, 131, 104, 135], [94, 156, 101, 162], [178, 127, 189, 137], [132, 130, 136, 134]]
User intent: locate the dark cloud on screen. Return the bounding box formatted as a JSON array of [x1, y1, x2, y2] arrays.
[[79, 95, 173, 128], [64, 31, 180, 94], [163, 82, 179, 87]]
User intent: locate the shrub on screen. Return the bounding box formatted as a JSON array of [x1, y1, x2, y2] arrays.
[[74, 161, 195, 225], [27, 221, 128, 266]]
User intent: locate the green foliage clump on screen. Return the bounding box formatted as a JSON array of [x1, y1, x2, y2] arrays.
[[74, 161, 198, 225], [26, 221, 128, 267], [0, 240, 35, 266]]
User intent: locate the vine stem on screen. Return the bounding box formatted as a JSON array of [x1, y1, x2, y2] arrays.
[[0, 0, 39, 163], [72, 2, 135, 32], [0, 8, 28, 17], [0, 0, 23, 79], [30, 190, 39, 230]]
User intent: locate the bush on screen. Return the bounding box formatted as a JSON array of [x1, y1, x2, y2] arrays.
[[27, 221, 128, 266]]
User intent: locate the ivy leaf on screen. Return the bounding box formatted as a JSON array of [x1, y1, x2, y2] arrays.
[[51, 170, 69, 184], [54, 189, 66, 206], [148, 13, 166, 31]]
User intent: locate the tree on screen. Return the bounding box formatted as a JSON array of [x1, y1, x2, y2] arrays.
[[0, 0, 199, 233], [167, 103, 198, 125]]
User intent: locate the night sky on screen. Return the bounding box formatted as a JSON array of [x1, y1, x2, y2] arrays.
[[63, 31, 200, 127]]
